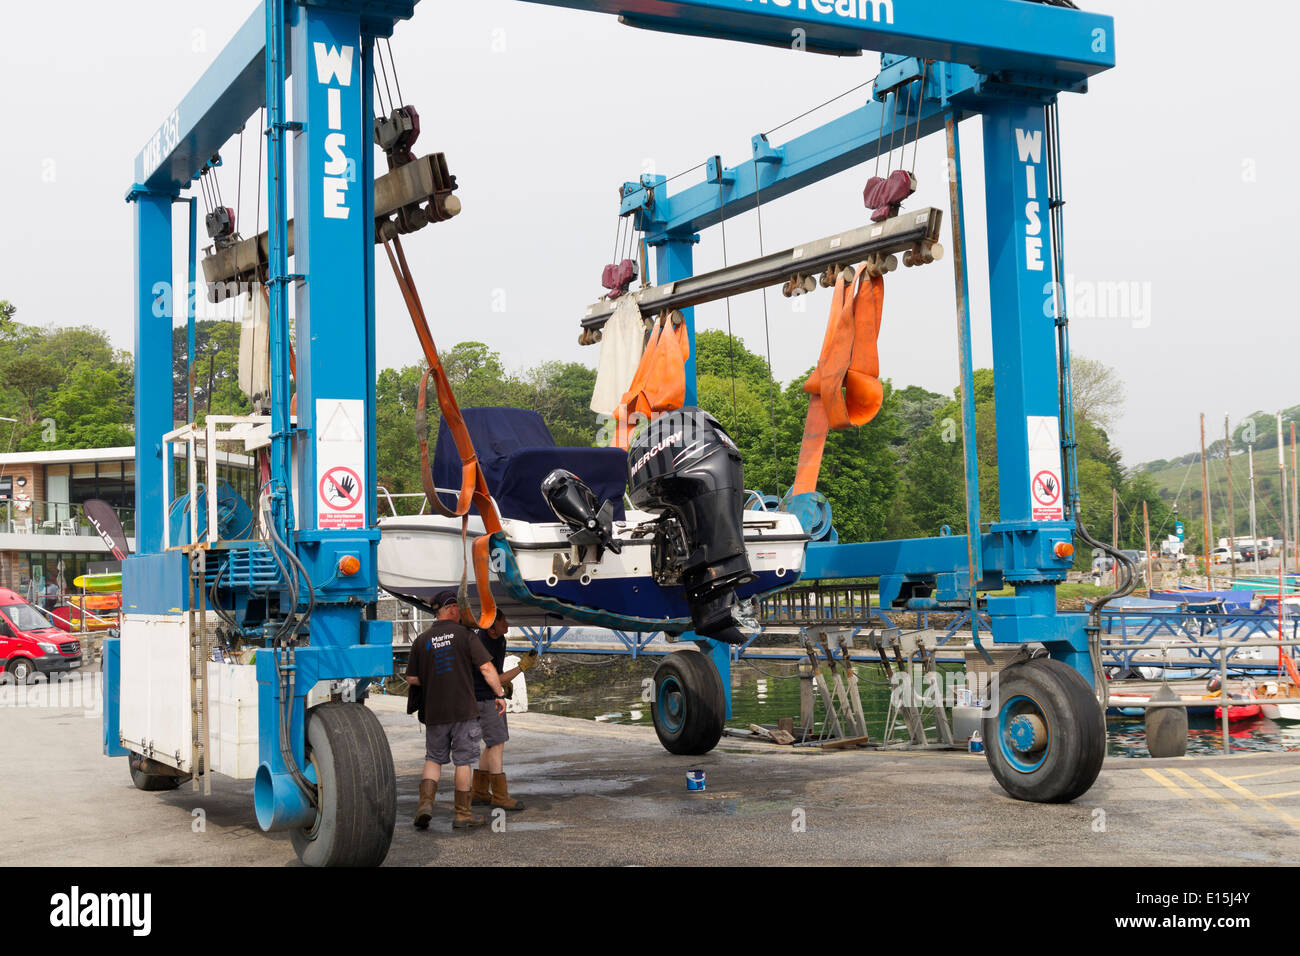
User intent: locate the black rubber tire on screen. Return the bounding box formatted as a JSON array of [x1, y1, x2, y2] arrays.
[[651, 650, 725, 756], [983, 657, 1105, 804], [291, 702, 396, 867], [8, 658, 35, 685], [129, 755, 187, 792]]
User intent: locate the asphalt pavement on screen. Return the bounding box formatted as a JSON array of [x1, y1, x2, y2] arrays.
[[3, 688, 1298, 866]]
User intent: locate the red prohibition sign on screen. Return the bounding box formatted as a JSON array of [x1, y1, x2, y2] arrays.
[[1032, 470, 1061, 506], [320, 466, 362, 509]]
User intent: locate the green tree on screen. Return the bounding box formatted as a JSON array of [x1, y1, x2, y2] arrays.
[[692, 331, 790, 499], [900, 411, 967, 537], [1117, 472, 1175, 551], [521, 361, 599, 447], [0, 310, 135, 452], [1, 354, 61, 428], [173, 319, 246, 423], [30, 364, 134, 450], [375, 364, 427, 511]]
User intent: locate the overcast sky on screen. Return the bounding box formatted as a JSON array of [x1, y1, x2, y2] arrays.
[[1, 0, 1296, 466]]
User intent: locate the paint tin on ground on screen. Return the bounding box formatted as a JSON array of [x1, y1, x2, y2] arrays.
[[968, 731, 984, 754], [686, 770, 706, 791]]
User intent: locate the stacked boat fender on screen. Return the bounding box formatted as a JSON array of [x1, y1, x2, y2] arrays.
[[1145, 683, 1187, 758]]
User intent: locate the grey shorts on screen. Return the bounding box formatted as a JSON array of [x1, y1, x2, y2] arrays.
[[425, 718, 482, 766], [476, 699, 509, 748]]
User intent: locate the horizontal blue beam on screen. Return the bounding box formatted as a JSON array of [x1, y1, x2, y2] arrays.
[[135, 3, 269, 191], [133, 0, 417, 192], [517, 0, 1114, 78], [803, 532, 1000, 580], [630, 63, 971, 239]]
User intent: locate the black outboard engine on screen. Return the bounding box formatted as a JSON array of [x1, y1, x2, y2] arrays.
[[541, 469, 622, 559], [627, 408, 752, 645]]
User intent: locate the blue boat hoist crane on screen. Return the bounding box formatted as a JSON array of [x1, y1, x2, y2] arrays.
[[105, 0, 1118, 865]]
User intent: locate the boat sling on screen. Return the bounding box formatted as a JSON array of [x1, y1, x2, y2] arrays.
[[384, 235, 503, 629], [791, 263, 885, 496], [612, 312, 690, 449]]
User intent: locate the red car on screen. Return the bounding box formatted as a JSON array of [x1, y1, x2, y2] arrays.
[[0, 587, 82, 683]]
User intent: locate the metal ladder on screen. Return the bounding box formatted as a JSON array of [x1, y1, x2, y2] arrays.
[[187, 547, 212, 794]]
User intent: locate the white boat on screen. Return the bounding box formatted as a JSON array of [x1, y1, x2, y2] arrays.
[[382, 407, 812, 639], [1258, 680, 1300, 721], [378, 506, 808, 630]]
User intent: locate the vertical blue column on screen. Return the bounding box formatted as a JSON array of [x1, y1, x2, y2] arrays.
[[361, 38, 378, 529], [982, 101, 1089, 677], [651, 235, 700, 406], [186, 197, 198, 424], [127, 187, 175, 556], [290, 4, 369, 531], [266, 0, 293, 535], [982, 102, 1059, 524], [702, 637, 733, 719]]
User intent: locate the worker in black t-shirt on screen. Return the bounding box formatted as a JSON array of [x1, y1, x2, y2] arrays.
[[405, 590, 507, 830], [470, 610, 538, 812]]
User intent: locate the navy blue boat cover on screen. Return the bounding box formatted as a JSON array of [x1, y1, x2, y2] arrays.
[[433, 407, 628, 523]]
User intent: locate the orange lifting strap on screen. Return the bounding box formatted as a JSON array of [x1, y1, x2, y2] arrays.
[[791, 264, 885, 496], [384, 235, 502, 629], [612, 312, 691, 449]]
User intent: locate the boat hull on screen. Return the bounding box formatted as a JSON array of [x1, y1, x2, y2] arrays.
[[1261, 703, 1300, 721], [378, 510, 808, 629]]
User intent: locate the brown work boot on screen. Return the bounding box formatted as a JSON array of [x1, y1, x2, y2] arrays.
[[471, 768, 491, 806], [414, 778, 437, 830], [452, 789, 486, 829], [490, 772, 525, 812]]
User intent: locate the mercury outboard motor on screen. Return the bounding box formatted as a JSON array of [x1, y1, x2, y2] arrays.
[[542, 469, 622, 559], [627, 408, 753, 645]]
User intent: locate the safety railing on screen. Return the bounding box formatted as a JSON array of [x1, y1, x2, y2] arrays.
[[0, 498, 135, 539], [376, 486, 467, 518], [1101, 633, 1300, 754], [1098, 605, 1300, 673]]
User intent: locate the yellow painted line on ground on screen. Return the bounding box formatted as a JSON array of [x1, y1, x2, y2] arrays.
[[1166, 767, 1241, 813], [1226, 767, 1298, 783], [1199, 768, 1300, 830], [1142, 768, 1191, 798]]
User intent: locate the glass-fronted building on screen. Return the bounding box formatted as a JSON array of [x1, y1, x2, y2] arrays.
[[0, 446, 255, 601]]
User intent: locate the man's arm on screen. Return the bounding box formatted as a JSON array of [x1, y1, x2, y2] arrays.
[[478, 661, 505, 699], [499, 651, 539, 683], [478, 661, 508, 715], [405, 638, 422, 686]]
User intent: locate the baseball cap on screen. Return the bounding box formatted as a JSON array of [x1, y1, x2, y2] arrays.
[[432, 590, 459, 609]]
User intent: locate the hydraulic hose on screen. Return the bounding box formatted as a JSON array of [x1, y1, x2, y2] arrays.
[[209, 558, 239, 630], [260, 498, 298, 644], [1074, 516, 1138, 701], [1043, 98, 1137, 701], [260, 494, 316, 806]]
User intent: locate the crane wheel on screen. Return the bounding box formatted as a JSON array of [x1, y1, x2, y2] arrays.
[[128, 753, 188, 791], [291, 701, 397, 867], [651, 650, 725, 756], [983, 657, 1105, 803]]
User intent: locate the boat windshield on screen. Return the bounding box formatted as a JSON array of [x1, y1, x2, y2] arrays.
[[2, 603, 51, 633]]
